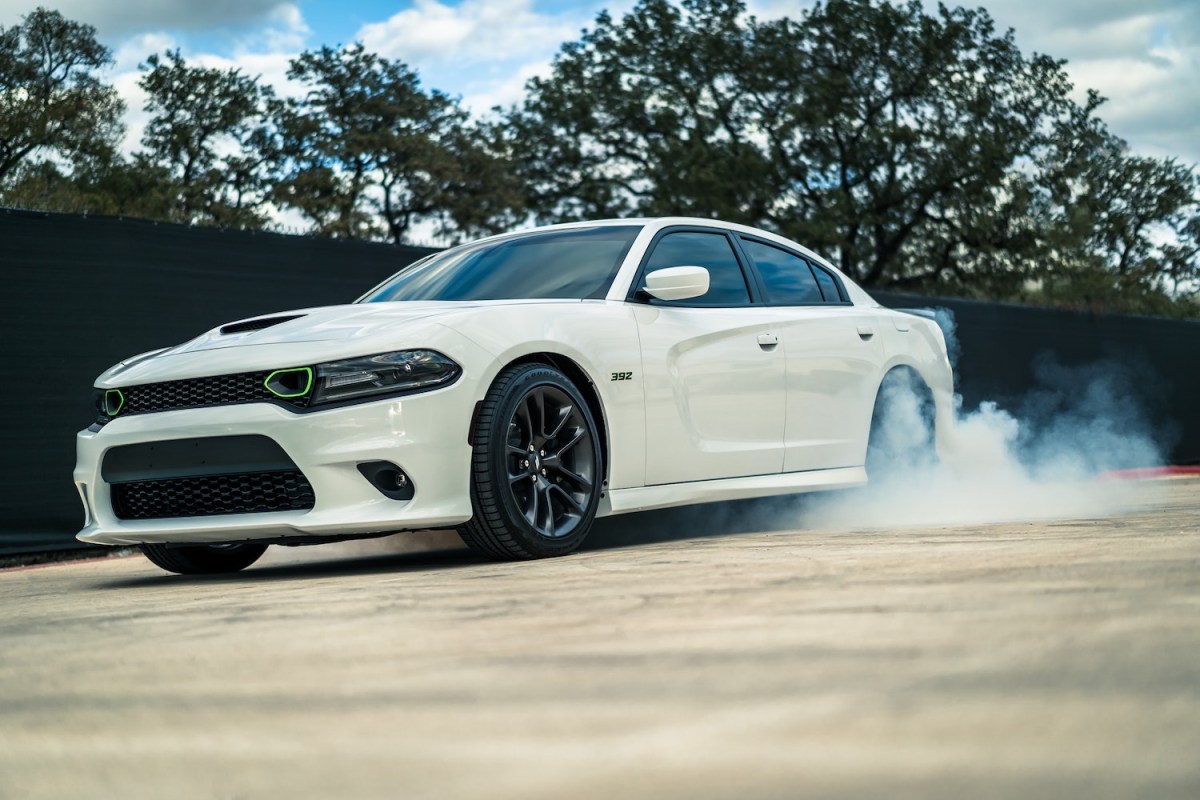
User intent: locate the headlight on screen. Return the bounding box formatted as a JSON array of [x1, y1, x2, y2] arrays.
[[310, 350, 461, 405]]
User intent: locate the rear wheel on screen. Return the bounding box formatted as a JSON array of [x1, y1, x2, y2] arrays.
[[865, 368, 937, 481], [141, 542, 268, 575], [458, 364, 602, 560]]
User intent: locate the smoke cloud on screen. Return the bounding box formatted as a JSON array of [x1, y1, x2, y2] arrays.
[[801, 309, 1173, 529]]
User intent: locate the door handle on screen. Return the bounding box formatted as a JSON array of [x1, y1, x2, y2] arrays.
[[757, 333, 779, 349], [856, 325, 874, 341]]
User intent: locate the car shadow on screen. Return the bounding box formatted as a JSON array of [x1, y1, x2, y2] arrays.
[[583, 493, 818, 550], [90, 493, 824, 589], [90, 546, 480, 589]]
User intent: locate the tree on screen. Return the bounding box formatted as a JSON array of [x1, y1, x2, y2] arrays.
[[436, 121, 526, 241], [507, 0, 771, 223], [0, 7, 124, 187], [274, 44, 519, 244], [138, 50, 277, 228], [506, 0, 1199, 311], [0, 154, 176, 219]]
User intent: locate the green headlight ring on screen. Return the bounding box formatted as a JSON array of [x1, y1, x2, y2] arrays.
[[104, 389, 125, 417], [264, 367, 314, 398]]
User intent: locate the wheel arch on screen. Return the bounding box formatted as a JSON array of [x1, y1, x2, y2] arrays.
[[874, 362, 933, 397], [870, 360, 952, 462], [491, 352, 611, 490]]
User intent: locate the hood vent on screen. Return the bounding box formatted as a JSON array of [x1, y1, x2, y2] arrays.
[[220, 314, 306, 335]]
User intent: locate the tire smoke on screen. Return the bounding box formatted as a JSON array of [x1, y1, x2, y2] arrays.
[[802, 309, 1173, 529]]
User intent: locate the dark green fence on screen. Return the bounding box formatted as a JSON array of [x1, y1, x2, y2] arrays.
[[0, 209, 432, 550], [1, 208, 1196, 553]]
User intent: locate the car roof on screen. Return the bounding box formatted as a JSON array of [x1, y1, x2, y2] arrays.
[[525, 216, 840, 273], [451, 216, 875, 306]]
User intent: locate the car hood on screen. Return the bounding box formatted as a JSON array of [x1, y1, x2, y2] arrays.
[[97, 300, 575, 386], [173, 302, 470, 351]]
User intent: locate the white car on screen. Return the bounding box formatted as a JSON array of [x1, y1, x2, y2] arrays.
[[75, 217, 954, 574]]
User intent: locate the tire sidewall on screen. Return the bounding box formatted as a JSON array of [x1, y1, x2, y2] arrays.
[[482, 366, 602, 557], [142, 542, 267, 574]]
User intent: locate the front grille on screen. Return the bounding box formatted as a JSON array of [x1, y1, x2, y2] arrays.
[[97, 370, 310, 425], [111, 470, 316, 520]]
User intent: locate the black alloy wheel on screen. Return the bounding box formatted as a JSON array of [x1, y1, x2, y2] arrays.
[[458, 364, 602, 560]]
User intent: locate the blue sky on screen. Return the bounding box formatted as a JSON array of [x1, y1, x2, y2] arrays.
[[0, 0, 1196, 163]]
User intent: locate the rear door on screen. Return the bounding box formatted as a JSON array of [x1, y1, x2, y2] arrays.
[[631, 228, 787, 485], [735, 236, 886, 472]]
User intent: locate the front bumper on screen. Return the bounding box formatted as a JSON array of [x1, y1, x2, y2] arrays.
[[74, 385, 476, 546]]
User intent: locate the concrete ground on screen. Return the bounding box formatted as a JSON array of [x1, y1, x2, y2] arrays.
[[0, 479, 1197, 800]]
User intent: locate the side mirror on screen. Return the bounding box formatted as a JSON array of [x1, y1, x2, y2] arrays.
[[642, 266, 710, 301]]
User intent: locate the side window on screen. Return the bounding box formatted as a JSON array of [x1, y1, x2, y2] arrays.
[[643, 231, 750, 306], [740, 238, 823, 305], [811, 263, 845, 303]]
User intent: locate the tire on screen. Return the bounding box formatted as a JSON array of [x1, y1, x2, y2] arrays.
[[865, 368, 937, 482], [141, 542, 268, 575], [458, 363, 603, 560]]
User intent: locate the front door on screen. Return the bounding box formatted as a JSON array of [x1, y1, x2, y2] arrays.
[[632, 229, 786, 485]]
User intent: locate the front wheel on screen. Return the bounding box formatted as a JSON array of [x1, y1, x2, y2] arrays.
[[141, 542, 268, 575], [458, 364, 602, 560]]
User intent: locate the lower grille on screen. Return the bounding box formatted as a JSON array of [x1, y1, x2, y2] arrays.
[[111, 470, 316, 520]]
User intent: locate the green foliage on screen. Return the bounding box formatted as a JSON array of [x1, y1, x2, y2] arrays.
[[274, 44, 521, 243], [507, 0, 769, 222], [438, 121, 527, 242], [138, 50, 277, 228], [1, 155, 175, 218], [506, 0, 1199, 316], [0, 2, 1194, 316], [0, 7, 124, 186]]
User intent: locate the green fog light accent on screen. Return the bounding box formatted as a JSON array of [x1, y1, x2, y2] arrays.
[[104, 389, 125, 416], [264, 367, 314, 398]]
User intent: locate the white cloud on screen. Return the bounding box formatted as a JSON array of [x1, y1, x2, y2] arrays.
[[358, 0, 582, 65], [749, 1, 1200, 164], [188, 4, 312, 99], [982, 0, 1200, 163], [349, 0, 607, 116], [104, 5, 311, 157], [1064, 45, 1200, 161], [359, 0, 475, 59], [744, 0, 816, 20], [112, 68, 151, 155], [253, 3, 310, 53], [112, 31, 178, 72], [350, 0, 633, 116], [459, 59, 555, 115]]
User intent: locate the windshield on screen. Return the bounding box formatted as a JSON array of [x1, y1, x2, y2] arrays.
[[360, 225, 642, 303]]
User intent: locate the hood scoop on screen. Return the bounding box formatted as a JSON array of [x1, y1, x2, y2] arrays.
[[220, 314, 306, 335]]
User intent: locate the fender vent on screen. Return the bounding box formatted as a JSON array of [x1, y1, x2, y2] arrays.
[[220, 314, 305, 335]]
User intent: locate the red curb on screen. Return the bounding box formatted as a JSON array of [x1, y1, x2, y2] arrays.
[[1100, 466, 1200, 481]]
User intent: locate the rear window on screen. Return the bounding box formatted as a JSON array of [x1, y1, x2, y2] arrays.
[[740, 239, 823, 305], [811, 264, 845, 303]]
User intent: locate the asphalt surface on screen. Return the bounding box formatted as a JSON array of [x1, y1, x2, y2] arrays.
[[1, 480, 1197, 800]]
